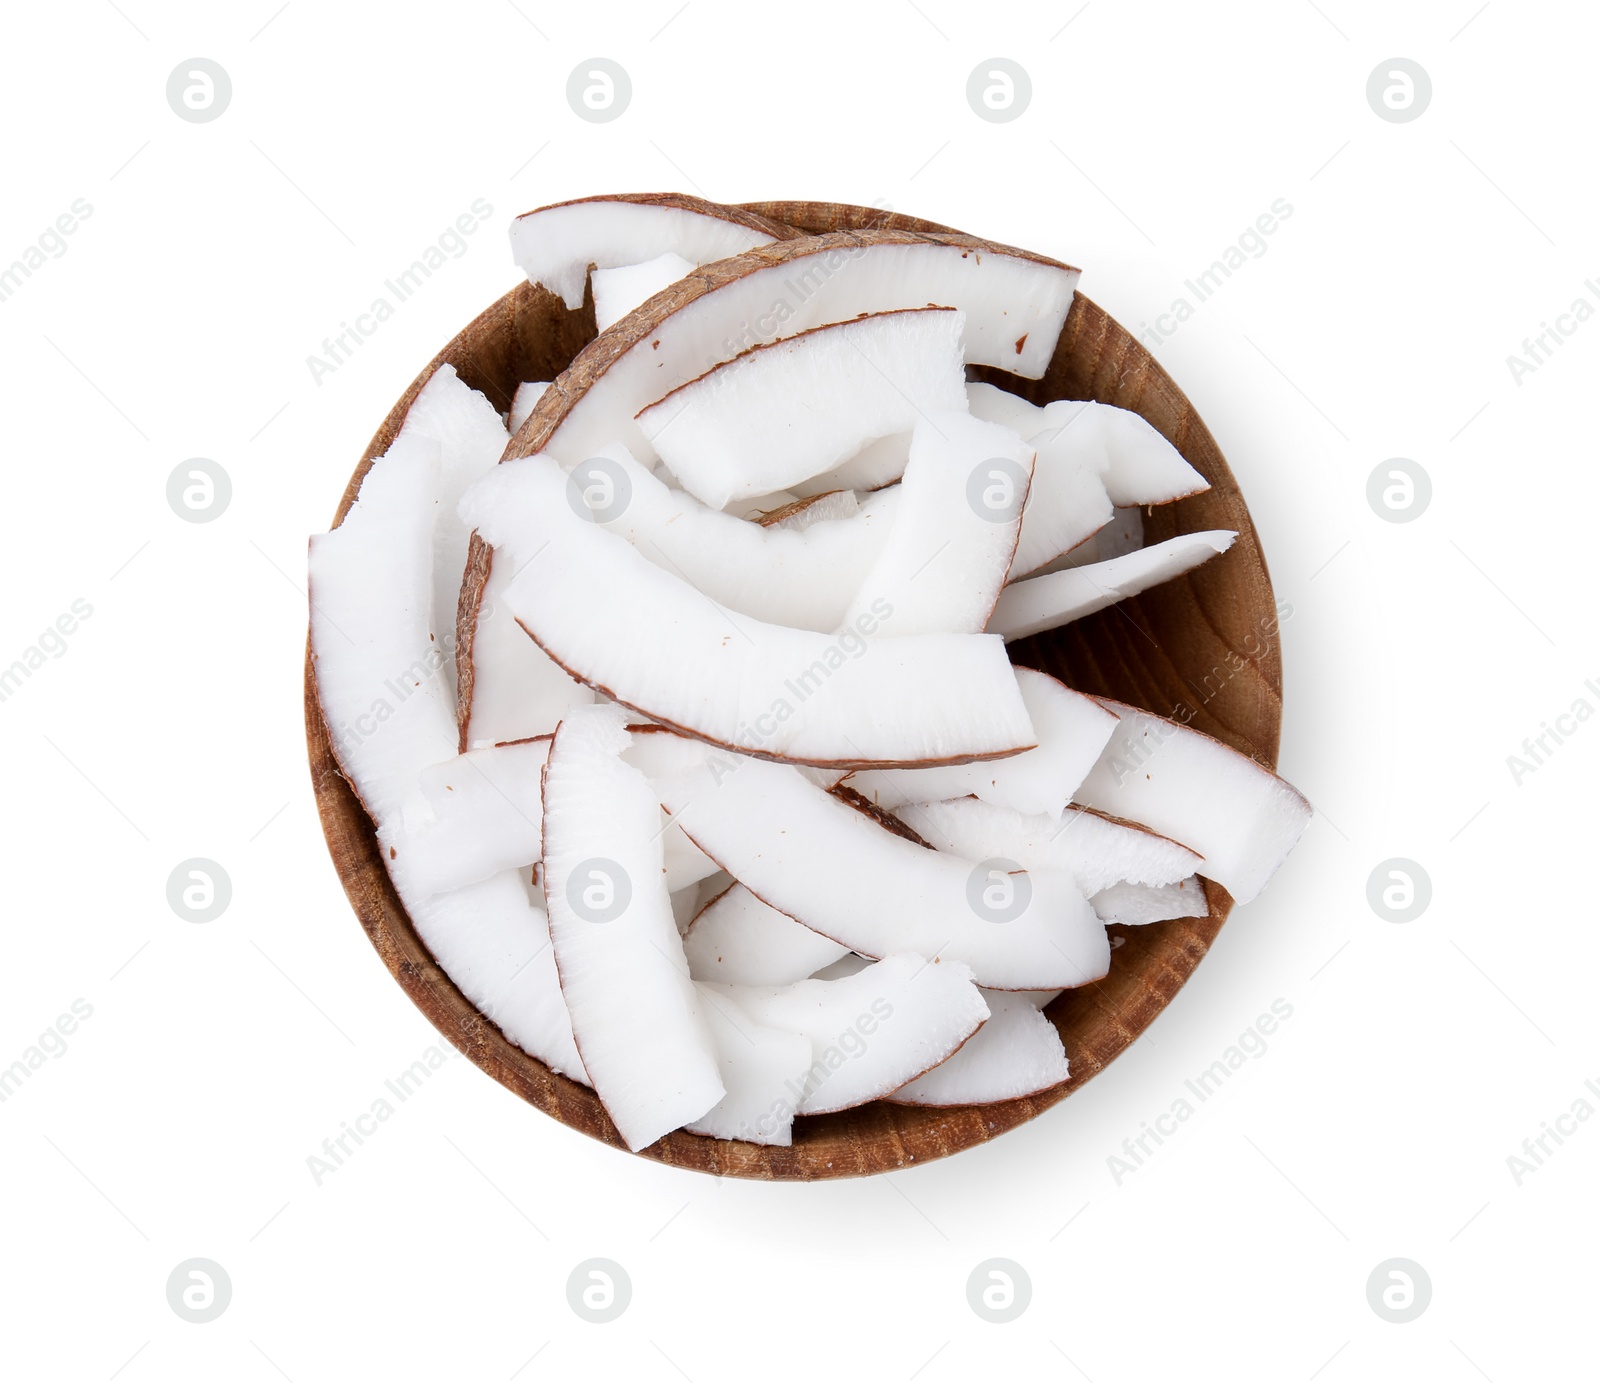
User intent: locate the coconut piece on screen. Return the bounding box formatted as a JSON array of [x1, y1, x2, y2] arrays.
[[888, 990, 1069, 1106], [509, 192, 788, 310], [541, 703, 722, 1150], [661, 813, 721, 892], [461, 549, 596, 748], [900, 796, 1204, 896], [790, 432, 913, 498], [756, 488, 859, 530], [508, 381, 550, 434], [407, 870, 587, 1084], [1074, 699, 1312, 904], [844, 668, 1116, 818], [1092, 876, 1210, 925], [459, 456, 1036, 768], [988, 531, 1238, 641], [521, 230, 1080, 469], [841, 411, 1033, 637], [636, 308, 969, 509], [382, 738, 548, 896], [655, 757, 1109, 991], [686, 990, 814, 1145], [707, 953, 990, 1114], [310, 384, 463, 824], [544, 442, 899, 632], [592, 251, 696, 330], [967, 384, 1208, 508], [684, 884, 849, 986]]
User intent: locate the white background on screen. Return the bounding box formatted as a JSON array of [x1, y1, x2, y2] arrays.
[[1, 0, 1594, 1377]]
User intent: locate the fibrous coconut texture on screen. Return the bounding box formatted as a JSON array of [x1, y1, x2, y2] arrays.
[[310, 193, 1311, 1151]]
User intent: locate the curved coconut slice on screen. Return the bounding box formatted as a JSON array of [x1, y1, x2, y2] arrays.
[[536, 442, 899, 632], [459, 456, 1035, 768], [967, 384, 1208, 508], [1092, 876, 1210, 925], [790, 432, 913, 498], [592, 251, 695, 330], [888, 990, 1068, 1106], [541, 703, 722, 1150], [1074, 700, 1312, 905], [310, 377, 467, 823], [899, 796, 1204, 896], [460, 550, 595, 749], [509, 381, 550, 434], [382, 738, 548, 896], [519, 230, 1080, 469], [756, 488, 859, 530], [656, 757, 1109, 991], [686, 989, 814, 1145], [684, 884, 849, 986], [509, 192, 790, 310], [637, 308, 969, 509], [841, 411, 1033, 637], [988, 531, 1238, 642], [844, 668, 1116, 818], [707, 953, 990, 1115], [407, 870, 588, 1084]]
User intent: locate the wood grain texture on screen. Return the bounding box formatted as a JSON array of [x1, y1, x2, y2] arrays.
[[306, 199, 1285, 1180]]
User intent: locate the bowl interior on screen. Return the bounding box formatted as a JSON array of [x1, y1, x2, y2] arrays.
[[306, 200, 1284, 1180]]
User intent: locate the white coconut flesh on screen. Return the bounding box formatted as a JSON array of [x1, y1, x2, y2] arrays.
[[840, 411, 1033, 637], [654, 756, 1109, 991], [1048, 505, 1145, 572], [899, 796, 1205, 897], [760, 488, 860, 529], [508, 380, 550, 434], [636, 308, 969, 509], [988, 531, 1239, 642], [458, 456, 1036, 768], [967, 382, 1209, 510], [381, 738, 549, 897], [705, 953, 991, 1115], [1073, 699, 1313, 905], [540, 703, 724, 1150], [843, 667, 1117, 818], [539, 237, 1079, 465], [686, 989, 813, 1145], [684, 884, 850, 986], [509, 196, 778, 311], [547, 441, 900, 632], [789, 431, 913, 498], [1092, 876, 1210, 926], [591, 251, 696, 331], [888, 989, 1070, 1106], [406, 870, 587, 1085]]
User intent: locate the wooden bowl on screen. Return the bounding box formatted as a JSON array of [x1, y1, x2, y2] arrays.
[[306, 200, 1283, 1180]]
